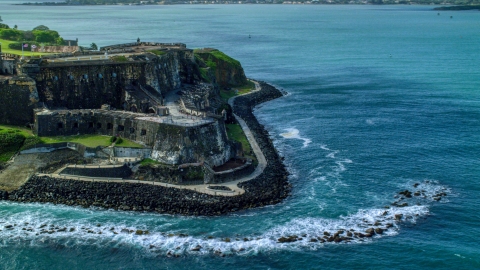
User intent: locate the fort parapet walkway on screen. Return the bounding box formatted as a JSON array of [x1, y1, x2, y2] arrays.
[[35, 80, 267, 197]]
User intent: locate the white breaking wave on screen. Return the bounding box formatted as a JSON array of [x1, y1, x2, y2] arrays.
[[280, 128, 311, 148], [0, 181, 450, 256]]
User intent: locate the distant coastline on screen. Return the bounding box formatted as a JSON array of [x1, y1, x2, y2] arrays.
[[433, 5, 480, 10], [15, 1, 480, 7]]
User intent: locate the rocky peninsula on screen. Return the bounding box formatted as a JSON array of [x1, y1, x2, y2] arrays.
[[2, 81, 291, 216]]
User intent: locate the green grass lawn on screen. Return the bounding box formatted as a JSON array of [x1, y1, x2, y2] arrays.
[[115, 138, 143, 148], [219, 80, 256, 102], [226, 123, 256, 162], [0, 123, 145, 163], [0, 38, 52, 57], [0, 125, 34, 137], [39, 134, 113, 148], [139, 158, 162, 166]]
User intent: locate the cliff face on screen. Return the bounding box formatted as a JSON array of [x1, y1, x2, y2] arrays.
[[0, 76, 39, 125], [194, 49, 248, 88]]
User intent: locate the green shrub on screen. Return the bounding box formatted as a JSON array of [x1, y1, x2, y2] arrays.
[[21, 136, 43, 150], [111, 55, 128, 62], [115, 137, 123, 144], [0, 133, 26, 162], [109, 136, 117, 143], [8, 42, 40, 50]]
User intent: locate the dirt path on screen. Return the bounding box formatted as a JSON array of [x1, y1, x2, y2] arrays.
[[0, 149, 83, 191]]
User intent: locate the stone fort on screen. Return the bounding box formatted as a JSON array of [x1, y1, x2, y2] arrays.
[[0, 42, 244, 167]]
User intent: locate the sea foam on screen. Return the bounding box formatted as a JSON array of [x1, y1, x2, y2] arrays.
[[280, 128, 311, 148], [0, 181, 450, 256]]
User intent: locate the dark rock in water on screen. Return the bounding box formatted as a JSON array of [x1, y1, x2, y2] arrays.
[[346, 231, 353, 237], [191, 245, 202, 251], [414, 192, 421, 196], [323, 231, 330, 236], [278, 235, 298, 243], [309, 238, 318, 242], [433, 197, 441, 201], [386, 223, 393, 228], [399, 190, 412, 198], [413, 183, 420, 188], [395, 214, 403, 220], [375, 228, 384, 234], [365, 228, 375, 234]]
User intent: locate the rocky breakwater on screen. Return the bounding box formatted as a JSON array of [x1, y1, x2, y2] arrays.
[[2, 82, 291, 215]]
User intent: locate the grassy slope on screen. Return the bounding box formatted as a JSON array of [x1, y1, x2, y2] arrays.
[[0, 124, 144, 161], [219, 80, 255, 101], [0, 125, 35, 162], [226, 123, 256, 162], [0, 38, 52, 56]]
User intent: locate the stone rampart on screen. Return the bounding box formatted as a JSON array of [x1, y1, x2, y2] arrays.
[[34, 49, 199, 110], [34, 108, 236, 165], [0, 75, 39, 125], [100, 42, 187, 51]]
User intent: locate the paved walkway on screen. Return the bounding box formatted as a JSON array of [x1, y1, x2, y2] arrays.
[[36, 80, 266, 197]]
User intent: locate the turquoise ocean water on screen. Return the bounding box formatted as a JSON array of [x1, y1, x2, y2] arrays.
[[0, 2, 479, 269]]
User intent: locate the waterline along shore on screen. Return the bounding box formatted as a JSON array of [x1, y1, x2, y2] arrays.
[[1, 82, 291, 216]]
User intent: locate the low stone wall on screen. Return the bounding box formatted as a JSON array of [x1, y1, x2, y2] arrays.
[[204, 161, 255, 184], [1, 82, 291, 216], [113, 147, 151, 158], [32, 46, 79, 53], [60, 164, 132, 179]]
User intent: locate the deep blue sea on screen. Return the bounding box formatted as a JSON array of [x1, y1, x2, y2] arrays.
[[1, 2, 479, 269]]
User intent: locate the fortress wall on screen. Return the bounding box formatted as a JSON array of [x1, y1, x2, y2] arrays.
[[0, 76, 39, 125], [1, 59, 16, 75], [35, 62, 143, 110], [151, 119, 236, 166], [34, 109, 235, 165], [34, 50, 199, 110], [35, 110, 157, 146]]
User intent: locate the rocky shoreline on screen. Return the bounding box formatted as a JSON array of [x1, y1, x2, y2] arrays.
[[1, 82, 291, 216]]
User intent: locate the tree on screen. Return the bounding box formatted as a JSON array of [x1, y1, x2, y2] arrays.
[[0, 23, 9, 29], [90, 42, 98, 50], [33, 25, 49, 31], [33, 30, 60, 43], [13, 25, 17, 29], [22, 31, 34, 41], [0, 29, 22, 40]]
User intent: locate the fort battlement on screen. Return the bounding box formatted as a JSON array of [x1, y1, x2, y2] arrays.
[[100, 42, 187, 52]]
